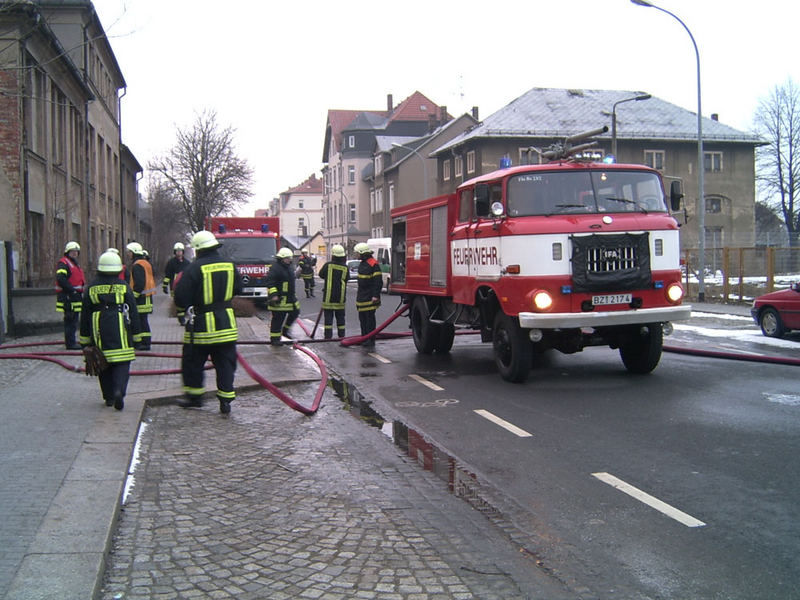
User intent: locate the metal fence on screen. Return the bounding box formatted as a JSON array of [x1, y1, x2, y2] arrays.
[[681, 247, 800, 303]]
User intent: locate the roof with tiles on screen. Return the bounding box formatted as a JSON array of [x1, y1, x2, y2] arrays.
[[389, 91, 450, 123], [283, 173, 322, 196], [435, 87, 763, 154]]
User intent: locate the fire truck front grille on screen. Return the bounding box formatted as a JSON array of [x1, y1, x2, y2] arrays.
[[571, 232, 651, 293], [585, 245, 638, 273]]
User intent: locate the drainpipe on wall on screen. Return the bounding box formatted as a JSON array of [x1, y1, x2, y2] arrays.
[[82, 22, 91, 265], [118, 86, 126, 246]]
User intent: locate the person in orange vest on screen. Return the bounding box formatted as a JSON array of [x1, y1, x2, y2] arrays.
[[55, 241, 85, 349], [126, 241, 157, 350]]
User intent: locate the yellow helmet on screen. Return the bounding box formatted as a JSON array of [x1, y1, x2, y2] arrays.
[[98, 250, 123, 273], [173, 242, 185, 252], [276, 247, 293, 259], [354, 242, 371, 255], [190, 230, 219, 250], [126, 241, 143, 255], [64, 241, 80, 253], [331, 244, 346, 257]]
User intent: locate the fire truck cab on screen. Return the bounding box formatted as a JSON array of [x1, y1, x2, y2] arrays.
[[390, 130, 691, 382]]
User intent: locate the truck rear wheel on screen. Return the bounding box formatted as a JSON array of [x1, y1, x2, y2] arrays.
[[411, 297, 436, 354], [619, 323, 663, 374], [493, 313, 532, 383]]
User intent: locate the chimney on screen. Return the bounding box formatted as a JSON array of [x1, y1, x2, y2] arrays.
[[428, 113, 437, 132], [711, 113, 719, 121], [439, 105, 448, 125], [472, 106, 479, 120], [387, 94, 393, 112]]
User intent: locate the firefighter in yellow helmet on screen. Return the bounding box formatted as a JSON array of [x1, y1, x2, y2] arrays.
[[317, 244, 348, 339], [174, 230, 243, 414], [55, 241, 85, 349], [126, 241, 157, 350], [79, 251, 142, 410], [265, 247, 300, 345]]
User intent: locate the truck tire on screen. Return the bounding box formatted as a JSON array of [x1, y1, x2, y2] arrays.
[[435, 323, 455, 354], [619, 323, 663, 374], [493, 313, 532, 383], [411, 297, 436, 354]]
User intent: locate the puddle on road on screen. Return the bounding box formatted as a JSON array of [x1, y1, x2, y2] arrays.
[[327, 374, 501, 518]]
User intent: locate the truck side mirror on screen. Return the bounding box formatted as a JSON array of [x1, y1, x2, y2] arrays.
[[475, 184, 490, 218], [669, 180, 684, 212]]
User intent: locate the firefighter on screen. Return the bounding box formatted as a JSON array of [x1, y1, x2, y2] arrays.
[[79, 250, 142, 410], [298, 249, 317, 298], [55, 241, 85, 349], [174, 230, 243, 414], [126, 242, 157, 350], [318, 244, 348, 339], [265, 247, 300, 346], [163, 241, 191, 324], [354, 242, 382, 347]]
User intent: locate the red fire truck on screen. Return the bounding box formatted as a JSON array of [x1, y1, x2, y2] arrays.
[[204, 216, 280, 303], [389, 128, 691, 382]]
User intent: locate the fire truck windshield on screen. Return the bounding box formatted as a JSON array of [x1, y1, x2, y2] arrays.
[[218, 237, 277, 262], [506, 170, 667, 217]]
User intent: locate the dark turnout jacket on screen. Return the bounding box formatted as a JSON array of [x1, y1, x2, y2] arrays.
[[79, 273, 142, 363]]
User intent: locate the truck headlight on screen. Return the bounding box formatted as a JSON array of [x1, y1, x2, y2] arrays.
[[666, 283, 684, 303], [533, 290, 553, 311]]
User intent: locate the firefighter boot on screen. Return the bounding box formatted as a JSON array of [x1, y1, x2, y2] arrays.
[[179, 394, 203, 408], [113, 392, 124, 411], [219, 397, 231, 415]]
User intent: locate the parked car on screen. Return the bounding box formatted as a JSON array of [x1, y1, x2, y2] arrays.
[[750, 283, 800, 338], [347, 260, 360, 281]]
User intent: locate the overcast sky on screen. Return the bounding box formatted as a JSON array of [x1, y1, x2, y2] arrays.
[[92, 0, 799, 215]]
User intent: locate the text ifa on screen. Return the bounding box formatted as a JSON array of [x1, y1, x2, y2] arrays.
[[452, 246, 499, 266]]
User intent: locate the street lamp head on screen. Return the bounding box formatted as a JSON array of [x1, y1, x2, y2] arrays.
[[635, 93, 652, 101], [631, 0, 653, 6]]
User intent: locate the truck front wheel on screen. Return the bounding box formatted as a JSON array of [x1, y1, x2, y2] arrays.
[[619, 323, 663, 374], [493, 313, 532, 383]]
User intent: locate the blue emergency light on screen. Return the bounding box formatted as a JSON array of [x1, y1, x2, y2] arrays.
[[261, 224, 269, 233], [218, 224, 226, 233]]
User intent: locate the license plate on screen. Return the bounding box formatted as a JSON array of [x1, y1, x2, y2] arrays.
[[242, 287, 256, 294], [592, 293, 632, 306]]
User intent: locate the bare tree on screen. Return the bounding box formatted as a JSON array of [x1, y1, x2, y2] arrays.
[[147, 177, 188, 270], [754, 78, 800, 247], [148, 110, 254, 232]]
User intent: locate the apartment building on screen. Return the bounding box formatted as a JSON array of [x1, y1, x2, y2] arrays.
[[0, 0, 141, 288]]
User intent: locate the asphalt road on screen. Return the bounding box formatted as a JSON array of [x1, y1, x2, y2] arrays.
[[267, 295, 800, 599]]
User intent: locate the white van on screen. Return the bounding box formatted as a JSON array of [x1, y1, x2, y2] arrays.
[[367, 237, 391, 292]]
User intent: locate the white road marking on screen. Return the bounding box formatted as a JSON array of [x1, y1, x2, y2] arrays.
[[473, 409, 533, 438], [368, 352, 391, 363], [408, 374, 444, 391], [592, 472, 706, 528]]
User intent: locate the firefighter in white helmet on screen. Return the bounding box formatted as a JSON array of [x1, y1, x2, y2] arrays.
[[79, 250, 142, 410], [55, 241, 85, 349], [317, 244, 348, 339], [126, 241, 157, 350], [163, 241, 191, 324], [265, 247, 300, 345], [354, 242, 382, 347], [174, 230, 243, 414]]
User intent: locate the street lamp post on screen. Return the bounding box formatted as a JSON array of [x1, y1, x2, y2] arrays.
[[611, 93, 651, 159], [632, 0, 705, 301], [392, 142, 428, 199]]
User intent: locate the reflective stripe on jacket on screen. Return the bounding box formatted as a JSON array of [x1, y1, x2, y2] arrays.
[[356, 256, 382, 312], [319, 261, 348, 310], [55, 256, 85, 313], [78, 277, 142, 363]]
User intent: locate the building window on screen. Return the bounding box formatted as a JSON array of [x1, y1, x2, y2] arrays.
[[455, 155, 463, 178], [375, 155, 382, 174], [389, 184, 395, 209], [519, 147, 541, 165], [348, 135, 355, 148], [705, 151, 723, 172], [298, 198, 304, 209], [443, 160, 451, 181], [376, 188, 383, 212], [348, 165, 355, 184], [370, 189, 375, 213], [349, 203, 356, 222], [466, 150, 475, 174], [644, 150, 665, 171], [706, 196, 725, 214]]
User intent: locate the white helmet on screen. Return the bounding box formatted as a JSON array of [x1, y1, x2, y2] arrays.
[[64, 241, 80, 253], [190, 230, 219, 250], [98, 250, 123, 273], [126, 241, 143, 254], [331, 244, 346, 257], [173, 242, 185, 252], [276, 247, 293, 259], [106, 247, 120, 255], [354, 242, 371, 255]]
